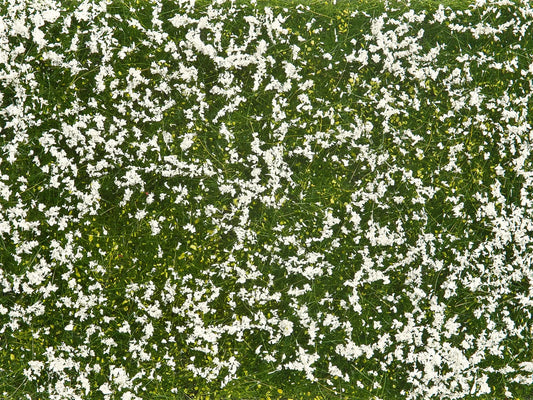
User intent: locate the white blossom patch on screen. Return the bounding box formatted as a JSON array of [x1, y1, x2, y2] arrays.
[[1, 0, 533, 399]]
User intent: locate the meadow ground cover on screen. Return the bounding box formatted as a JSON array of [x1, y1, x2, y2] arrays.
[[1, 0, 533, 398]]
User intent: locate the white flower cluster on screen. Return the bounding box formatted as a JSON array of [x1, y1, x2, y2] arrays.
[[1, 0, 533, 398]]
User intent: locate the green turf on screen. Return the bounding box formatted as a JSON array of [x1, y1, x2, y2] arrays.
[[1, 0, 533, 399]]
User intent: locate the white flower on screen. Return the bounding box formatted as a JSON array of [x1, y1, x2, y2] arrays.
[[42, 9, 60, 23], [11, 19, 29, 38], [99, 383, 113, 395], [149, 219, 160, 235], [336, 340, 363, 361], [279, 319, 293, 336], [118, 169, 144, 188], [23, 360, 44, 381], [285, 346, 319, 381], [135, 209, 147, 220], [32, 28, 47, 49], [118, 321, 131, 334], [519, 362, 533, 372], [169, 14, 190, 28], [146, 193, 154, 204], [184, 223, 196, 233], [180, 134, 194, 151], [283, 61, 301, 80], [143, 322, 154, 339], [146, 303, 162, 319], [110, 366, 132, 390], [122, 392, 141, 400]]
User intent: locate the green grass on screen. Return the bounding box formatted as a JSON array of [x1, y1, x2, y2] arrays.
[[1, 0, 533, 399]]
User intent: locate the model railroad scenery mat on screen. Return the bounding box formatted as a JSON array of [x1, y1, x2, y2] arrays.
[[1, 0, 533, 399]]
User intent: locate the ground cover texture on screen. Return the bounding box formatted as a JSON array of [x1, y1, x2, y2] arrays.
[[1, 0, 533, 399]]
